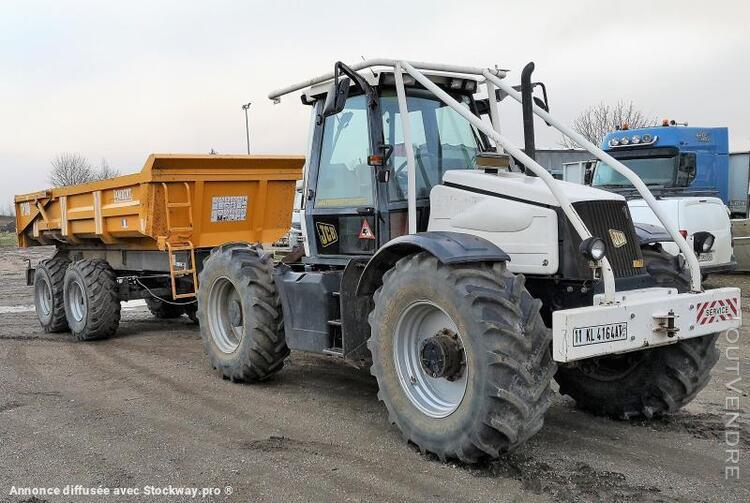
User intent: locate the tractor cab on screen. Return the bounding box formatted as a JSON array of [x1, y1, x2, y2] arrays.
[[300, 67, 491, 262]]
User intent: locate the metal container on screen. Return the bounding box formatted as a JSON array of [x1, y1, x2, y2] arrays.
[[15, 154, 303, 251]]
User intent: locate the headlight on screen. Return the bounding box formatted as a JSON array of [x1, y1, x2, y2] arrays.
[[608, 138, 620, 147], [631, 135, 641, 144], [693, 232, 715, 254], [642, 133, 654, 143], [580, 237, 606, 261], [620, 137, 630, 145]]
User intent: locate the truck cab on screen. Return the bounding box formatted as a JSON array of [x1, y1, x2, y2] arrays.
[[592, 125, 736, 276]]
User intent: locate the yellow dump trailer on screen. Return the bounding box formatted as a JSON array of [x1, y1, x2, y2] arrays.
[[15, 154, 303, 339]]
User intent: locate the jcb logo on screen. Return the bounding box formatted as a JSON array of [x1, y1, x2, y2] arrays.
[[608, 228, 627, 248], [316, 222, 338, 247]]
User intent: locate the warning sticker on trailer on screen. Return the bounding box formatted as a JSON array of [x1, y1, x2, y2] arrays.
[[211, 196, 248, 222], [696, 298, 738, 325]]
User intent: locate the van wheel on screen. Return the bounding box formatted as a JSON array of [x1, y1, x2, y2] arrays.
[[145, 297, 185, 319], [555, 247, 720, 419], [34, 255, 70, 333], [63, 259, 121, 341], [368, 252, 555, 462], [198, 244, 288, 381]]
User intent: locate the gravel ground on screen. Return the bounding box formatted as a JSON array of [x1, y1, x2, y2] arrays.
[[0, 246, 748, 502]]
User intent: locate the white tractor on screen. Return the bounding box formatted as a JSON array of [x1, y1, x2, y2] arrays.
[[196, 59, 741, 462]]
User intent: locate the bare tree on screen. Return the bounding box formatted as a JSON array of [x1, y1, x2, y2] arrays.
[[560, 101, 656, 148], [49, 153, 95, 187], [0, 200, 15, 217], [95, 158, 119, 180], [49, 154, 119, 186]]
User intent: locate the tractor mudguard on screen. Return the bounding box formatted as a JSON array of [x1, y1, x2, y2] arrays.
[[355, 231, 510, 296], [633, 222, 673, 245]]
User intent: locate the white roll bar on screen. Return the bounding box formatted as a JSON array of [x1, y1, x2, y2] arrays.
[[268, 59, 506, 102], [269, 59, 703, 301], [399, 61, 618, 302], [481, 71, 702, 293]]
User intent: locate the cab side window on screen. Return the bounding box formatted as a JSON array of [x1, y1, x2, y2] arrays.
[[315, 95, 374, 208]]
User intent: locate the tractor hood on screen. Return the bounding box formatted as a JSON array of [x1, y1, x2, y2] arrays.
[[442, 170, 624, 207]]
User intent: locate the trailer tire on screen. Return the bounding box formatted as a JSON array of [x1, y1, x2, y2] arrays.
[[145, 297, 185, 319], [34, 255, 70, 333], [184, 303, 199, 324], [368, 252, 555, 462], [63, 259, 121, 341], [555, 247, 720, 419], [198, 244, 288, 382]]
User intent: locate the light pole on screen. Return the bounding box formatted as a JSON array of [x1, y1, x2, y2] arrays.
[[241, 102, 252, 154]]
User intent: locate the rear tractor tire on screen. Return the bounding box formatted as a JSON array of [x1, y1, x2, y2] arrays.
[[555, 247, 720, 419], [34, 255, 70, 333], [63, 259, 121, 341], [197, 244, 288, 382], [368, 252, 556, 463]]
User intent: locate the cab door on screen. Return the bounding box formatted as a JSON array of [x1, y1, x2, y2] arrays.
[[305, 94, 381, 259]]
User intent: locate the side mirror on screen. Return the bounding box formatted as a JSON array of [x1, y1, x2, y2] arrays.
[[678, 153, 697, 186], [322, 77, 351, 117], [533, 96, 549, 112]]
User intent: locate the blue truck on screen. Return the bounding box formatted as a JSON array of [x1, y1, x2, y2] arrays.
[[594, 125, 749, 216], [590, 124, 745, 275]]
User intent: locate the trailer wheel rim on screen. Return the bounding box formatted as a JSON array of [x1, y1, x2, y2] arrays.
[[393, 301, 467, 419], [35, 276, 53, 317], [68, 281, 86, 322], [207, 276, 243, 354]]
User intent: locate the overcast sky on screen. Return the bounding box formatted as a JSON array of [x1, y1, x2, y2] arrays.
[[2, 0, 748, 206]]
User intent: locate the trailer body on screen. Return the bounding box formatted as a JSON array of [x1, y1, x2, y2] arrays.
[[15, 154, 303, 252]]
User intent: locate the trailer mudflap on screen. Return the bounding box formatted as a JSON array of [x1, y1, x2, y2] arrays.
[[25, 259, 34, 286], [552, 287, 741, 362]]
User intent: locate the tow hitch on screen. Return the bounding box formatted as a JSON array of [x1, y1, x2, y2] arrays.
[[653, 309, 679, 338]]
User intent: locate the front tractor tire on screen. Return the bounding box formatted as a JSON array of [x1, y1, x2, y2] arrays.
[[197, 244, 288, 382], [34, 255, 70, 333], [555, 247, 720, 419], [63, 259, 121, 341], [368, 253, 556, 463]]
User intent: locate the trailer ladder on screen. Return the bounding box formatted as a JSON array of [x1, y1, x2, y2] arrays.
[[161, 182, 198, 299]]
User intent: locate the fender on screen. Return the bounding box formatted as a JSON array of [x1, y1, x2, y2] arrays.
[[356, 231, 510, 296], [633, 222, 673, 245]]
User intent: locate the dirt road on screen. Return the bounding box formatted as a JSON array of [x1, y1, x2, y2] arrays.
[[1, 246, 748, 502]]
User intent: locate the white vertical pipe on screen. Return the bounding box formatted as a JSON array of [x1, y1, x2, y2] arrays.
[[484, 80, 504, 153], [394, 62, 417, 234], [483, 70, 701, 292], [400, 61, 618, 302]]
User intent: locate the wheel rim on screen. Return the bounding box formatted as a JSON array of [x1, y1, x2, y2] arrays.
[[35, 276, 53, 317], [67, 281, 86, 322], [393, 301, 468, 419], [207, 276, 243, 354]]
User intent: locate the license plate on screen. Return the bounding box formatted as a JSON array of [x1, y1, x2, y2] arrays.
[[573, 322, 628, 347], [698, 252, 714, 263]]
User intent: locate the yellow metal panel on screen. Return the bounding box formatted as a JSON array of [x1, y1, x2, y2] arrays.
[[16, 154, 304, 251]]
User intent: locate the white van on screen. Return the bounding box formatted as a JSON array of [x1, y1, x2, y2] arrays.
[[628, 196, 736, 277]]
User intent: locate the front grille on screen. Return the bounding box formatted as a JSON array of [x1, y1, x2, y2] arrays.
[[572, 200, 644, 278]]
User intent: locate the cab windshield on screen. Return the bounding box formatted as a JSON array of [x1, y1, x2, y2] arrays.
[[380, 91, 483, 201]]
